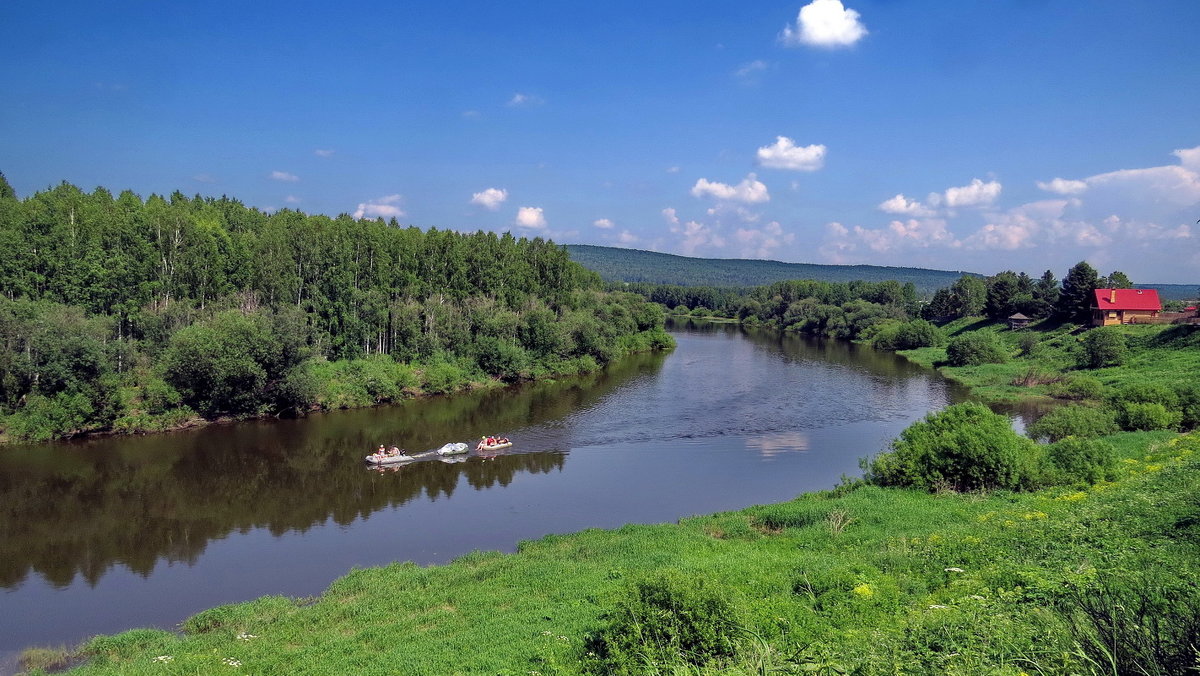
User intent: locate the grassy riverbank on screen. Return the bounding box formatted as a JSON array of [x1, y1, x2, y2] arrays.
[[32, 429, 1196, 675], [897, 317, 1200, 405]]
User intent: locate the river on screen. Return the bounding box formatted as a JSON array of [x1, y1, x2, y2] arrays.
[[0, 320, 973, 669]]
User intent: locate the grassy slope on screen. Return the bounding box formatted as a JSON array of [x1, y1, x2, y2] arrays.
[[899, 318, 1200, 403], [61, 431, 1199, 675]]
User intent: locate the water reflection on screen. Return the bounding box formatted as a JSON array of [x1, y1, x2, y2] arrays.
[[0, 351, 667, 591]]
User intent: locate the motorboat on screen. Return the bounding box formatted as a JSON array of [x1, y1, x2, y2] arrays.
[[477, 440, 513, 452], [365, 450, 415, 465]]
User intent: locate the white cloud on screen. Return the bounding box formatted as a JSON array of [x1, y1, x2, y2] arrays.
[[1174, 145, 1200, 170], [314, 149, 335, 158], [1036, 177, 1088, 195], [353, 194, 404, 220], [515, 206, 547, 229], [666, 166, 681, 174], [270, 170, 299, 182], [1084, 165, 1200, 207], [593, 218, 614, 229], [470, 187, 508, 211], [284, 195, 301, 204], [691, 173, 770, 203], [662, 207, 680, 225], [507, 93, 544, 107], [943, 178, 1002, 207], [878, 193, 934, 216], [670, 219, 725, 256], [192, 173, 218, 184], [618, 230, 639, 244], [735, 60, 769, 83], [733, 221, 795, 259], [781, 0, 867, 48], [462, 110, 482, 119], [756, 137, 826, 171]]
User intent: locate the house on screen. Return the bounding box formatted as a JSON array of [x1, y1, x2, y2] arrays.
[[1007, 313, 1031, 330], [1091, 288, 1161, 326]]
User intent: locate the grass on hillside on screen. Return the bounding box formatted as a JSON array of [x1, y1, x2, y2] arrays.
[[49, 430, 1200, 676], [900, 318, 1200, 403]]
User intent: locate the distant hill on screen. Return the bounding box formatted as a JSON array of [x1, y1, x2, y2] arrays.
[[565, 244, 972, 295], [1139, 284, 1199, 301]]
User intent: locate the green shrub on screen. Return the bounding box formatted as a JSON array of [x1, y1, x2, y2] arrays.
[[1026, 405, 1118, 442], [1044, 437, 1117, 484], [1047, 375, 1106, 401], [6, 391, 95, 441], [585, 570, 743, 674], [1110, 383, 1180, 410], [1017, 332, 1039, 357], [945, 332, 1008, 366], [1176, 383, 1200, 431], [864, 402, 1041, 491], [1079, 327, 1129, 368], [1115, 402, 1181, 432], [871, 319, 943, 351]]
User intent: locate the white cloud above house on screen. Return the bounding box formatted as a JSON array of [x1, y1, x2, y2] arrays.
[[353, 194, 404, 220], [593, 218, 614, 229], [269, 170, 299, 182], [878, 193, 935, 216], [756, 137, 826, 171], [780, 0, 867, 48], [691, 173, 770, 203], [515, 206, 547, 228], [470, 187, 509, 210], [1036, 177, 1088, 195]]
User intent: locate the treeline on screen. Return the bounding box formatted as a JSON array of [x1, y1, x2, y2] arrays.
[[625, 261, 1143, 351], [0, 175, 672, 441]]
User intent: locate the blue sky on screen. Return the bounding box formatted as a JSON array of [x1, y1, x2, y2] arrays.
[[3, 0, 1199, 282]]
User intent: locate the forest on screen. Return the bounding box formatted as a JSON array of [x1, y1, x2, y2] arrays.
[[0, 174, 672, 442]]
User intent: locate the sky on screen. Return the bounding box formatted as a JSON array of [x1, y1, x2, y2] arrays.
[[2, 0, 1199, 282]]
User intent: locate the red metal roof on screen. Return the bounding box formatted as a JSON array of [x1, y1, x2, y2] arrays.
[[1092, 288, 1162, 311]]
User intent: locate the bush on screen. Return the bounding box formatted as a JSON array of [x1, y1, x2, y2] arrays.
[[1110, 383, 1180, 410], [585, 571, 743, 674], [1044, 437, 1117, 484], [1047, 375, 1106, 401], [1026, 405, 1118, 442], [6, 391, 95, 441], [1079, 327, 1128, 368], [1017, 332, 1039, 357], [864, 402, 1041, 492], [1115, 402, 1181, 432], [871, 319, 943, 351], [1177, 383, 1200, 431], [945, 332, 1008, 366]]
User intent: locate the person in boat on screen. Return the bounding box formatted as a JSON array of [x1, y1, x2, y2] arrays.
[[476, 436, 487, 451], [376, 444, 386, 457], [390, 446, 402, 456]]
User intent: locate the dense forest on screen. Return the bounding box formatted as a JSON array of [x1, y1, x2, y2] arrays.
[[0, 174, 672, 442], [565, 243, 971, 293]]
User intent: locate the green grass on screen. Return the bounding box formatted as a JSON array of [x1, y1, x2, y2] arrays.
[[899, 319, 1200, 404], [53, 431, 1200, 675]]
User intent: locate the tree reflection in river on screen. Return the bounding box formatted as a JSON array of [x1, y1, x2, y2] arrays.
[[0, 350, 668, 591]]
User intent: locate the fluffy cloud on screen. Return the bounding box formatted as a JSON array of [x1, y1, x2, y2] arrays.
[[735, 60, 769, 83], [1174, 145, 1200, 170], [670, 219, 725, 256], [353, 194, 404, 220], [617, 230, 639, 244], [314, 149, 335, 158], [780, 0, 867, 48], [515, 206, 547, 229], [756, 137, 826, 171], [1036, 177, 1088, 195], [943, 178, 1002, 207], [662, 207, 680, 225], [878, 193, 935, 216], [507, 93, 544, 107], [269, 170, 299, 182], [470, 187, 508, 210], [691, 173, 770, 203], [593, 218, 614, 229], [733, 221, 795, 259], [284, 195, 301, 204]]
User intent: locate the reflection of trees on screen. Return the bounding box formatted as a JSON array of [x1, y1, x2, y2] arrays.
[[0, 350, 665, 590]]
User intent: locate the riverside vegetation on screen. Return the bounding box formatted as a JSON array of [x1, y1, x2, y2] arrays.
[[0, 175, 672, 442]]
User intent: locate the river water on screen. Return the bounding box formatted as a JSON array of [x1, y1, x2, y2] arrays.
[[0, 320, 972, 667]]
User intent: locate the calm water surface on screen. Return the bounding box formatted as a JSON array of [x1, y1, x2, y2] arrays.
[[0, 321, 972, 665]]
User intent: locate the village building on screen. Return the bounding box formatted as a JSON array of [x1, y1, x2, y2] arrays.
[[1091, 288, 1161, 326], [1007, 313, 1031, 330]]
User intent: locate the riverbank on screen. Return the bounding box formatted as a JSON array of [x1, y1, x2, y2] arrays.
[[40, 428, 1198, 675]]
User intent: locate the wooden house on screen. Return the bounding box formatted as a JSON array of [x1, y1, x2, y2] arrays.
[[1007, 313, 1031, 330], [1091, 288, 1161, 326]]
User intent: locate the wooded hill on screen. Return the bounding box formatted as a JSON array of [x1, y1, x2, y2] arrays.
[[564, 244, 972, 295]]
